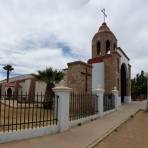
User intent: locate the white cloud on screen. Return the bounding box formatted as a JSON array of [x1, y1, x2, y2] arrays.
[[0, 0, 148, 79], [0, 47, 75, 74]]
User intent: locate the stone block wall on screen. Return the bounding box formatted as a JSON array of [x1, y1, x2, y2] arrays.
[[67, 61, 92, 93]]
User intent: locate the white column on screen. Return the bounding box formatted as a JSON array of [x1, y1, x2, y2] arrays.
[[112, 87, 119, 110], [52, 86, 72, 132], [94, 88, 104, 117]]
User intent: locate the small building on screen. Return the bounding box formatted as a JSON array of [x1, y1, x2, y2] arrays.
[[0, 74, 65, 101]]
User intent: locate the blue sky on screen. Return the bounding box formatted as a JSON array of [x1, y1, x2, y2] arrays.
[[0, 0, 148, 80]]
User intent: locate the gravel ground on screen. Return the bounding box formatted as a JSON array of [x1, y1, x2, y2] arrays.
[[94, 111, 148, 148]]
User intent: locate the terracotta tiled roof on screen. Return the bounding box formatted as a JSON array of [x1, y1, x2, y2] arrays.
[[88, 54, 111, 64]]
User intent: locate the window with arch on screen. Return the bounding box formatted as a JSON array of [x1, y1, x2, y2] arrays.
[[97, 41, 101, 55], [106, 40, 110, 54]]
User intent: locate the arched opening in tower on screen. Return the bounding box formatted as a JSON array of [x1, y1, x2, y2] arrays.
[[97, 41, 101, 55], [106, 40, 110, 54], [120, 64, 127, 103]]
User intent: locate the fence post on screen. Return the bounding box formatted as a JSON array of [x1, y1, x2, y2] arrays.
[[53, 86, 72, 132], [112, 87, 119, 110], [94, 88, 104, 117]]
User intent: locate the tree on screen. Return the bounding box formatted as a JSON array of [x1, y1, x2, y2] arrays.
[[32, 67, 64, 109], [3, 64, 14, 83], [131, 71, 147, 100]]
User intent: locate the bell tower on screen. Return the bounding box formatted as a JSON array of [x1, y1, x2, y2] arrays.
[[88, 21, 121, 94], [92, 22, 117, 58], [88, 16, 131, 104]]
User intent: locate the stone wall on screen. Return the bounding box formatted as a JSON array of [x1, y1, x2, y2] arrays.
[[67, 61, 92, 92]]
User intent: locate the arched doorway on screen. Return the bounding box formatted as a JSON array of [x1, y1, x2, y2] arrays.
[[7, 88, 12, 98], [120, 64, 127, 103]]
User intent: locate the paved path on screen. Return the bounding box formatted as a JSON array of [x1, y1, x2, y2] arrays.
[[0, 101, 146, 148]]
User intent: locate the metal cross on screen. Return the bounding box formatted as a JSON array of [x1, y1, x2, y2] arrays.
[[81, 68, 91, 92], [101, 8, 107, 22]]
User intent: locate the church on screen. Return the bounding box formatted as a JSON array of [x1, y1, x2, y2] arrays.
[[0, 19, 131, 104], [65, 21, 131, 104]]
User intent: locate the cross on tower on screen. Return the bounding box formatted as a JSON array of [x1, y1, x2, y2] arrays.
[[101, 8, 107, 22], [81, 68, 91, 92]]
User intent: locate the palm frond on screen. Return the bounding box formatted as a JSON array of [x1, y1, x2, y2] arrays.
[[3, 64, 14, 71], [32, 67, 64, 86]]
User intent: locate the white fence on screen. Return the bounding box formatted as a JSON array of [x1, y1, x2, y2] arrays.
[[0, 87, 119, 143]]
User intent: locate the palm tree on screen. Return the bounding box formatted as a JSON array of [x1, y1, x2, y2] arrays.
[[32, 67, 64, 109], [3, 64, 14, 83]]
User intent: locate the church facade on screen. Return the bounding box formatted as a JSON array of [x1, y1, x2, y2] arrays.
[[66, 22, 131, 104], [89, 22, 131, 104]]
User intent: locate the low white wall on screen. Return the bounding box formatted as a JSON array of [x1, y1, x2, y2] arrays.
[[118, 96, 121, 106], [124, 96, 132, 103], [70, 114, 99, 127], [118, 96, 131, 104], [103, 109, 116, 116], [92, 62, 104, 90], [0, 125, 58, 144]]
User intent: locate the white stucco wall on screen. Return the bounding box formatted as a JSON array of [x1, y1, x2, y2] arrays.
[[35, 81, 47, 101], [35, 81, 47, 94], [92, 62, 104, 90], [19, 82, 25, 94], [25, 80, 31, 93], [19, 80, 31, 95], [0, 125, 58, 144], [117, 49, 129, 70], [117, 48, 131, 102], [1, 84, 6, 95]]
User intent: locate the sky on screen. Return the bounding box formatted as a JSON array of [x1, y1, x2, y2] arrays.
[[0, 0, 148, 80]]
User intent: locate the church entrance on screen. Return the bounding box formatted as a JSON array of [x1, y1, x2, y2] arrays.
[[120, 64, 127, 103]]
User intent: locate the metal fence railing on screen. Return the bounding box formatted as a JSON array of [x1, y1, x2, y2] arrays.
[[0, 93, 58, 132], [103, 93, 115, 112], [70, 92, 98, 121]]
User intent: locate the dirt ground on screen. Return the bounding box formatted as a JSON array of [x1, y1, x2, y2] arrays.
[[0, 103, 55, 131], [94, 111, 148, 148]]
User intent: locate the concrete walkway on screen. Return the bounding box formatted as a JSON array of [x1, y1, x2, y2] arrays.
[[0, 101, 146, 148]]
